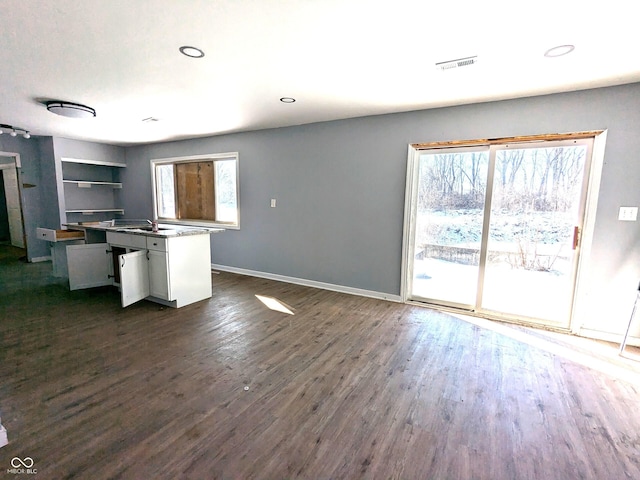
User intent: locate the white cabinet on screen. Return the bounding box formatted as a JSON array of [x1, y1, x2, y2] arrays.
[[156, 234, 212, 307], [68, 243, 112, 290], [37, 228, 86, 277], [67, 231, 212, 308], [119, 250, 150, 307], [148, 250, 170, 300], [144, 233, 212, 307], [60, 157, 126, 224], [106, 231, 146, 249]]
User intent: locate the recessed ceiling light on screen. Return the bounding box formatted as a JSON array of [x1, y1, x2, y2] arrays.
[[280, 97, 296, 103], [46, 101, 96, 118], [544, 45, 575, 58], [179, 46, 205, 58]]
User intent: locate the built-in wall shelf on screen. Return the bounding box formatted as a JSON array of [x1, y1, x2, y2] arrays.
[[66, 209, 125, 215], [61, 157, 126, 168], [58, 157, 126, 224], [63, 180, 123, 188]]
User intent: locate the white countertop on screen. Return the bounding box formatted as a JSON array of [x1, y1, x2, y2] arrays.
[[65, 222, 224, 238]]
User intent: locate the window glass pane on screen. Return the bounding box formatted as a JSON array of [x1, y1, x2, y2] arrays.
[[215, 159, 238, 223], [412, 150, 489, 306], [152, 153, 239, 227], [156, 165, 175, 218], [482, 145, 587, 323]]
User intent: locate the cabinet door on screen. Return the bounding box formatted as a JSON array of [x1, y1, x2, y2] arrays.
[[67, 243, 112, 290], [119, 250, 150, 307], [148, 250, 171, 300]]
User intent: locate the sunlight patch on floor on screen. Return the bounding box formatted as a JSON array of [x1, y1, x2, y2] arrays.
[[255, 294, 295, 315], [451, 312, 640, 387]]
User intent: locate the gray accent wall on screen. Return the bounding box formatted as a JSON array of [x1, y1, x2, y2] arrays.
[[123, 82, 640, 340], [0, 136, 51, 260], [38, 137, 58, 231], [0, 172, 9, 241], [51, 137, 126, 225], [0, 136, 126, 261]]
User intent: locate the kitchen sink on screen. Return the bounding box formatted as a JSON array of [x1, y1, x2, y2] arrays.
[[136, 226, 170, 231], [114, 226, 171, 233]]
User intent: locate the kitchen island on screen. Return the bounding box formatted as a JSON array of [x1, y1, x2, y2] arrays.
[[63, 222, 223, 308]]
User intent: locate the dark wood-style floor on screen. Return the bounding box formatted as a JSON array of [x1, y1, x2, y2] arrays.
[[1, 245, 639, 479]]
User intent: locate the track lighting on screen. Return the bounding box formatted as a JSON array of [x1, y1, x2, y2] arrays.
[[0, 124, 31, 139]]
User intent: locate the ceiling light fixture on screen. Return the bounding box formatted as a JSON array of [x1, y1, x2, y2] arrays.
[[45, 101, 96, 118], [0, 124, 31, 139], [280, 97, 296, 103], [544, 44, 575, 58], [179, 46, 205, 58]]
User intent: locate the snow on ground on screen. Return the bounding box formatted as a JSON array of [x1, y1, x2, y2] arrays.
[[412, 209, 577, 324], [413, 257, 572, 324]]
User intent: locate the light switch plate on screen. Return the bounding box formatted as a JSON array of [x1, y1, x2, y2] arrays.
[[618, 206, 638, 221], [270, 199, 277, 208]]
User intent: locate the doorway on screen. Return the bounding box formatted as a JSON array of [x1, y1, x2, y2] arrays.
[[0, 154, 26, 252], [404, 136, 595, 329]]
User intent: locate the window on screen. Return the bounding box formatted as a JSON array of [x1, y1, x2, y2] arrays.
[[151, 153, 239, 228]]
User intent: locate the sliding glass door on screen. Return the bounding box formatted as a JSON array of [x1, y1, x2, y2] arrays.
[[410, 147, 489, 307], [406, 138, 593, 328], [480, 143, 589, 323]]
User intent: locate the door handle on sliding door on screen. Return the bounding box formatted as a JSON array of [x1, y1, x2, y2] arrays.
[[572, 226, 580, 250]]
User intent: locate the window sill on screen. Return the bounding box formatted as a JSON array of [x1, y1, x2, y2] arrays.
[[158, 220, 239, 230]]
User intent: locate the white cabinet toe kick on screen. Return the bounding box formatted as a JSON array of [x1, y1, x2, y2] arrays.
[[67, 231, 213, 308]]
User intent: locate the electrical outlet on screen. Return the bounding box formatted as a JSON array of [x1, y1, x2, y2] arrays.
[[270, 199, 277, 208], [618, 206, 638, 221]]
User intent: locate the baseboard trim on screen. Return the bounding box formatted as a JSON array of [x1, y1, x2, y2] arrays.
[[30, 256, 51, 263], [211, 264, 402, 303], [579, 327, 639, 348]]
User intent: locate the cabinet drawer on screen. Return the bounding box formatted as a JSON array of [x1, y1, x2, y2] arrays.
[[37, 227, 84, 242], [106, 232, 147, 249], [146, 236, 168, 251]]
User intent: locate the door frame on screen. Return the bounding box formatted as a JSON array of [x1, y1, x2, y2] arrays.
[[0, 152, 27, 255], [401, 131, 607, 333]]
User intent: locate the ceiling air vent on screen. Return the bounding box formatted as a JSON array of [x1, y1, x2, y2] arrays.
[[436, 56, 478, 71]]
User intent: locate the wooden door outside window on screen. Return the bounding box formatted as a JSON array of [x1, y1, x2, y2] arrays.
[[175, 161, 215, 221]]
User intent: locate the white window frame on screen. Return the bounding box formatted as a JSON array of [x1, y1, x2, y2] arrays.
[[150, 152, 240, 229]]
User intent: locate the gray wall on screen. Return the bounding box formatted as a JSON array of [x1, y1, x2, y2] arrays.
[[38, 137, 58, 230], [52, 137, 126, 163], [0, 136, 125, 260], [0, 136, 52, 260], [0, 171, 9, 241], [119, 83, 640, 339], [51, 137, 126, 225]]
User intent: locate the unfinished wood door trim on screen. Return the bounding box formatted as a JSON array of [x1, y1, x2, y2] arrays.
[[412, 131, 604, 150]]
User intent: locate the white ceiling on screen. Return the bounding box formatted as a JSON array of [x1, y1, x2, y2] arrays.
[[1, 0, 638, 146]]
